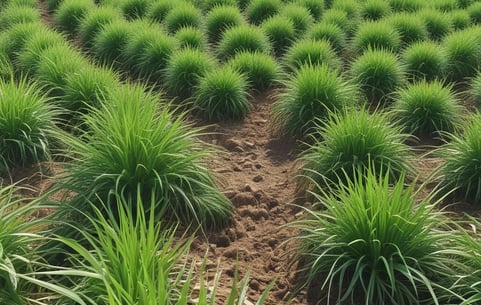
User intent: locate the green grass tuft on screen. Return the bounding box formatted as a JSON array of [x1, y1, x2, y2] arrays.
[[176, 26, 207, 51], [54, 0, 95, 35], [417, 9, 453, 41], [246, 0, 281, 25], [78, 6, 120, 47], [306, 22, 346, 55], [147, 0, 174, 23], [283, 39, 341, 72], [164, 2, 202, 34], [92, 19, 131, 65], [295, 0, 324, 20], [227, 51, 280, 91], [205, 5, 244, 42], [352, 20, 401, 54], [279, 3, 314, 36], [402, 40, 447, 81], [217, 25, 271, 60], [261, 15, 295, 57], [361, 0, 392, 20], [387, 12, 428, 46], [120, 0, 149, 20], [0, 4, 39, 29]]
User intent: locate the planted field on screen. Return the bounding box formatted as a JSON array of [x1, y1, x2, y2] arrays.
[[4, 0, 481, 304]]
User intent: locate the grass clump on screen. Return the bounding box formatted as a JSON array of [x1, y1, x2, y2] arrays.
[[361, 0, 392, 20], [272, 63, 356, 137], [227, 51, 279, 91], [135, 33, 178, 80], [418, 9, 453, 41], [279, 3, 314, 36], [164, 48, 216, 100], [164, 2, 202, 34], [469, 71, 481, 107], [78, 6, 120, 47], [450, 9, 471, 30], [430, 0, 457, 11], [402, 41, 447, 81], [147, 0, 174, 23], [0, 22, 40, 62], [295, 0, 324, 20], [321, 9, 357, 36], [331, 0, 361, 20], [205, 5, 244, 42], [246, 0, 281, 25], [283, 39, 341, 72], [389, 0, 425, 12], [54, 0, 95, 35], [298, 108, 411, 191], [194, 66, 249, 120], [293, 167, 455, 305], [392, 80, 462, 136], [439, 113, 481, 203], [121, 0, 149, 20], [176, 26, 206, 51], [468, 2, 481, 24], [306, 22, 346, 55], [261, 16, 295, 57], [60, 84, 232, 227], [92, 19, 131, 65], [0, 4, 39, 29], [352, 20, 401, 54], [217, 25, 271, 60], [0, 78, 58, 174], [442, 27, 481, 81], [350, 48, 405, 104], [387, 13, 428, 46], [202, 0, 236, 11]]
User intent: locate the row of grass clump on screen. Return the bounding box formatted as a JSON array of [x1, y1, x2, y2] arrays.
[[6, 0, 481, 304]]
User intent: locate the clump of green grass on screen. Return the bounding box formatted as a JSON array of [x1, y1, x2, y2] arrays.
[[283, 39, 341, 71], [389, 0, 425, 12], [0, 4, 39, 29], [147, 0, 174, 23], [321, 9, 354, 35], [135, 32, 178, 80], [78, 6, 120, 47], [59, 84, 232, 227], [0, 21, 40, 62], [387, 12, 428, 46], [456, 0, 474, 9], [331, 0, 361, 20], [418, 9, 453, 41], [352, 20, 401, 54], [298, 107, 412, 191], [361, 0, 392, 20], [439, 113, 481, 202], [205, 5, 244, 42], [350, 48, 406, 104], [392, 79, 462, 136], [217, 25, 271, 60], [295, 0, 324, 20], [430, 0, 457, 11], [176, 26, 206, 51], [442, 26, 481, 81], [450, 9, 471, 30], [194, 66, 249, 120], [468, 2, 481, 24], [164, 2, 202, 34], [121, 0, 149, 20], [293, 166, 456, 305], [279, 3, 314, 36], [0, 78, 58, 173], [261, 15, 295, 57], [469, 71, 481, 107], [202, 0, 236, 11], [246, 0, 281, 25], [402, 41, 447, 81], [92, 19, 131, 65], [227, 51, 279, 91], [272, 63, 357, 137], [164, 48, 216, 100], [0, 55, 12, 80], [306, 22, 346, 55], [54, 0, 94, 35]]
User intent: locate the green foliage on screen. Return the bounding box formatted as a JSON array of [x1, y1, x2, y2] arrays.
[[439, 113, 481, 202], [78, 6, 120, 47], [293, 167, 455, 305], [283, 39, 340, 72], [227, 51, 280, 91], [361, 0, 392, 20], [59, 84, 232, 227], [387, 12, 428, 46], [121, 0, 149, 20], [321, 8, 356, 35], [350, 48, 406, 104], [164, 2, 202, 33], [352, 20, 401, 54], [298, 108, 411, 192], [306, 22, 346, 54], [217, 25, 271, 60], [194, 66, 249, 120], [331, 0, 361, 20], [443, 26, 481, 81], [279, 3, 314, 36], [0, 21, 40, 62], [54, 0, 95, 35], [272, 63, 356, 137], [393, 79, 462, 136], [389, 0, 425, 12], [202, 0, 236, 11], [430, 0, 457, 11], [417, 9, 453, 41], [135, 32, 178, 80], [261, 15, 295, 57], [0, 4, 39, 29], [205, 5, 244, 42], [0, 78, 58, 173], [147, 0, 174, 23], [469, 71, 481, 107], [164, 48, 216, 100], [468, 2, 481, 24], [450, 9, 471, 30], [92, 20, 131, 65], [295, 0, 324, 20], [176, 26, 206, 51], [402, 41, 447, 81], [246, 0, 281, 25]]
